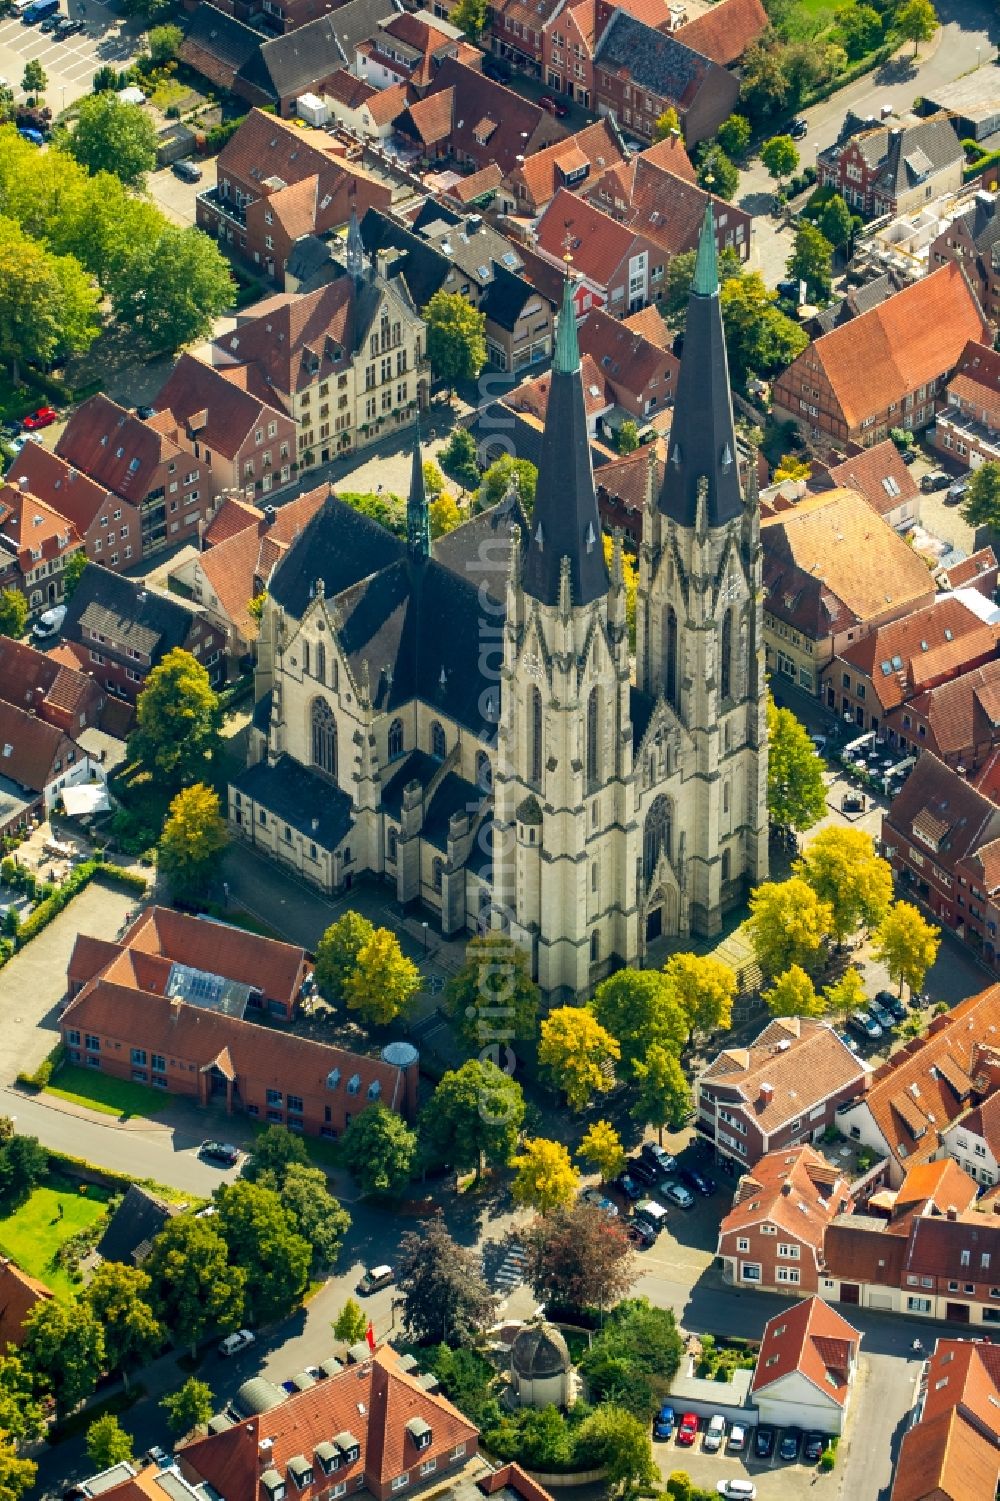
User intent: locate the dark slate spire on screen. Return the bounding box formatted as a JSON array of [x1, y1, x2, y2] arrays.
[[407, 421, 431, 562], [522, 268, 609, 609], [346, 200, 365, 287], [658, 201, 742, 529]]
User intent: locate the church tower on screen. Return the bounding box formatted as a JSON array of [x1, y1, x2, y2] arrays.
[[494, 269, 639, 998], [635, 203, 768, 940]]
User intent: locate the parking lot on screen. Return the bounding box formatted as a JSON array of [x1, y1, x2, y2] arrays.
[[654, 1413, 839, 1501], [0, 0, 142, 112]]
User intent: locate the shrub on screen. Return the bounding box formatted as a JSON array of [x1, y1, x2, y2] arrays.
[[16, 1043, 64, 1092]]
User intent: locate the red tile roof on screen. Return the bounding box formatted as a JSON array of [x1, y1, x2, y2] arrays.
[[56, 394, 184, 500], [892, 1402, 1000, 1501], [510, 119, 628, 211], [5, 444, 113, 537], [948, 337, 1000, 432], [0, 482, 81, 571], [0, 635, 99, 733], [718, 1144, 852, 1256], [0, 1259, 52, 1348], [826, 438, 920, 519], [155, 353, 292, 463], [588, 154, 740, 262], [203, 496, 265, 548], [937, 547, 999, 595], [673, 0, 767, 64], [836, 594, 998, 712], [578, 304, 678, 402], [214, 281, 356, 400], [751, 1296, 859, 1408], [890, 657, 1000, 759], [0, 699, 83, 795], [701, 1016, 869, 1136], [121, 905, 306, 1004], [535, 187, 640, 288]]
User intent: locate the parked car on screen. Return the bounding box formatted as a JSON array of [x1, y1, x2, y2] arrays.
[[581, 1187, 618, 1217], [703, 1415, 726, 1453], [145, 1447, 171, 1468], [219, 1328, 255, 1357], [641, 1141, 677, 1177], [789, 116, 808, 138], [754, 1426, 775, 1459], [716, 1483, 756, 1500], [627, 1156, 659, 1188], [727, 1424, 747, 1453], [653, 1403, 675, 1440], [920, 470, 949, 493], [836, 1030, 861, 1056], [357, 1264, 394, 1294], [626, 1220, 656, 1248], [538, 94, 569, 117], [662, 1180, 695, 1210], [676, 1413, 699, 1446], [842, 792, 865, 813], [615, 1171, 643, 1202], [40, 12, 61, 30], [803, 1432, 827, 1463], [21, 406, 57, 429], [776, 278, 800, 302], [779, 1428, 802, 1461], [869, 1001, 895, 1031], [16, 126, 44, 145], [54, 16, 83, 34], [481, 54, 511, 82], [198, 1139, 239, 1166], [172, 158, 202, 183], [634, 1199, 668, 1236], [847, 1009, 882, 1041], [876, 989, 908, 1022], [679, 1167, 716, 1196], [946, 479, 969, 505]]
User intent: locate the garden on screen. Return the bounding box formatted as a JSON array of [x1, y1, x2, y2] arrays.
[[0, 1177, 111, 1301]]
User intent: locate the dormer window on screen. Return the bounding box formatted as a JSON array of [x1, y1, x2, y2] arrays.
[[262, 1471, 286, 1501], [287, 1456, 313, 1490], [333, 1432, 360, 1465], [405, 1418, 432, 1451], [315, 1443, 340, 1476]]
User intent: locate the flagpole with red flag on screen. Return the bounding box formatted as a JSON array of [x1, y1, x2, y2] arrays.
[[366, 1320, 376, 1353]]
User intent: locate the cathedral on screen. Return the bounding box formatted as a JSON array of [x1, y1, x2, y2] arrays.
[[230, 204, 769, 999]]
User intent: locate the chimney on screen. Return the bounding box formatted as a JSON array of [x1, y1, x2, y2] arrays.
[[760, 1082, 774, 1106], [467, 214, 482, 234], [781, 1181, 792, 1196], [264, 505, 276, 527], [946, 1206, 958, 1221], [170, 998, 182, 1022], [18, 476, 28, 491]]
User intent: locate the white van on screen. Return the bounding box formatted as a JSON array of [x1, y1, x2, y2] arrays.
[[32, 604, 66, 641]]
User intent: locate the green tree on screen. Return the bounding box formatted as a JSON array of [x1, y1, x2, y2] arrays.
[[823, 966, 867, 1017], [697, 143, 739, 201], [340, 1102, 418, 1194], [767, 696, 827, 831], [511, 1137, 580, 1214], [422, 459, 445, 497], [396, 1217, 496, 1343], [440, 425, 479, 487], [314, 910, 375, 1004], [145, 1215, 246, 1359], [835, 2, 883, 59], [720, 271, 808, 380], [421, 1059, 525, 1174], [617, 418, 640, 455], [215, 1179, 311, 1325], [423, 289, 486, 392], [119, 0, 175, 18], [147, 23, 184, 63], [21, 60, 45, 102], [747, 877, 833, 977], [110, 226, 234, 352], [0, 1354, 44, 1447], [593, 968, 686, 1074], [577, 1120, 627, 1183], [524, 1201, 636, 1311], [242, 1123, 309, 1185], [275, 1163, 351, 1273], [796, 826, 894, 946], [442, 931, 539, 1053], [449, 0, 487, 37], [0, 216, 100, 381], [84, 1262, 162, 1389], [873, 901, 940, 996], [961, 460, 1000, 528], [631, 1044, 692, 1140], [478, 454, 537, 514], [661, 952, 736, 1050], [68, 95, 157, 189], [343, 926, 421, 1024], [131, 648, 221, 785], [539, 1006, 620, 1110], [0, 1439, 35, 1501], [21, 1299, 104, 1416], [333, 1297, 367, 1345], [740, 34, 791, 121], [0, 589, 27, 641], [578, 1404, 657, 1496], [652, 106, 681, 141], [160, 1377, 213, 1437], [86, 1414, 133, 1471], [717, 114, 752, 158], [429, 493, 461, 537], [787, 220, 833, 302], [158, 783, 228, 896], [61, 549, 88, 601], [815, 192, 854, 250], [760, 134, 799, 190], [763, 963, 824, 1018], [894, 0, 936, 53], [774, 453, 811, 480], [0, 1133, 46, 1206]]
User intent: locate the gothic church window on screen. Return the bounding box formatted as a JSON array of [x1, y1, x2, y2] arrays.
[[315, 640, 326, 685], [720, 609, 733, 701], [431, 721, 446, 759], [721, 848, 731, 883], [476, 750, 492, 790], [590, 930, 600, 963], [302, 640, 310, 676], [529, 687, 543, 786], [387, 827, 398, 863], [666, 608, 678, 708], [643, 795, 672, 884], [432, 857, 445, 891], [586, 687, 600, 790], [311, 698, 337, 778], [388, 718, 404, 760]]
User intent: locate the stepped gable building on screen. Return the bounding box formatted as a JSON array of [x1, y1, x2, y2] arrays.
[[229, 205, 768, 996]]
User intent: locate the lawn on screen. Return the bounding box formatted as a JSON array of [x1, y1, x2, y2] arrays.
[[0, 1180, 110, 1299], [779, 0, 838, 41], [45, 1064, 170, 1121]]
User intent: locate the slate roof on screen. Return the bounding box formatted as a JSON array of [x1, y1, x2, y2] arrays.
[[477, 261, 540, 332], [380, 748, 439, 819], [432, 492, 527, 603], [751, 1297, 859, 1408], [810, 270, 906, 337], [701, 1017, 869, 1135], [867, 115, 964, 198], [269, 494, 405, 617], [238, 0, 400, 98], [61, 569, 202, 661], [594, 11, 718, 105], [422, 769, 485, 849], [360, 209, 451, 309], [96, 1185, 178, 1267], [235, 754, 354, 848], [182, 3, 262, 80], [673, 0, 767, 65]]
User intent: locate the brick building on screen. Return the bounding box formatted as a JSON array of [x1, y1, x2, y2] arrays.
[[535, 188, 661, 315], [890, 1338, 1000, 1500], [501, 118, 631, 218], [5, 444, 133, 575], [577, 304, 679, 419], [592, 8, 738, 146], [929, 189, 1000, 326], [586, 150, 751, 270], [0, 478, 83, 616], [0, 635, 104, 738], [817, 112, 963, 220], [717, 1144, 854, 1295], [933, 338, 1000, 469], [0, 698, 94, 834]]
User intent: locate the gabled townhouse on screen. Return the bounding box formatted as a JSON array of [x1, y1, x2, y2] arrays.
[[0, 699, 94, 835], [534, 187, 660, 315], [220, 0, 392, 44], [0, 479, 83, 616], [822, 438, 921, 532], [55, 395, 212, 559], [804, 267, 908, 339], [672, 0, 767, 66], [586, 151, 751, 272], [95, 1183, 179, 1269], [817, 112, 964, 220], [771, 263, 991, 452], [0, 1261, 52, 1350], [595, 442, 661, 543], [933, 338, 1000, 470], [0, 635, 104, 739], [836, 983, 1000, 1186], [237, 2, 396, 106], [169, 485, 329, 663], [717, 1144, 854, 1296], [883, 658, 1000, 772], [57, 568, 227, 708], [929, 188, 1000, 326], [355, 10, 479, 91], [890, 1337, 1000, 1501], [937, 547, 1000, 600], [490, 0, 564, 79], [196, 109, 394, 285], [4, 443, 131, 575], [593, 9, 739, 146], [396, 59, 565, 171], [750, 1298, 860, 1436], [179, 4, 263, 95], [577, 304, 679, 420], [881, 755, 1000, 946], [500, 118, 631, 218], [822, 593, 1000, 736], [942, 1086, 1000, 1191], [506, 354, 614, 436], [760, 488, 938, 696], [540, 0, 597, 109], [695, 1016, 870, 1172], [210, 251, 427, 464], [152, 353, 299, 504]]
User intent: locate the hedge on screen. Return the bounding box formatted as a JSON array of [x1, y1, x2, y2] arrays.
[[44, 1146, 199, 1206], [12, 860, 147, 949], [16, 1042, 64, 1092], [797, 39, 896, 112], [963, 147, 1000, 183]]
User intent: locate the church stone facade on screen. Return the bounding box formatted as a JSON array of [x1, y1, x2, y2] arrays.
[[230, 205, 768, 999]]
